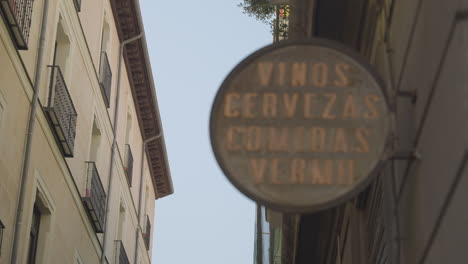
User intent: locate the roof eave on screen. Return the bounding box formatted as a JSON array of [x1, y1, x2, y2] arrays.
[[110, 0, 173, 199]]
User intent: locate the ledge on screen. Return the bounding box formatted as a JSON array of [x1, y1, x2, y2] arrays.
[[110, 0, 173, 198]]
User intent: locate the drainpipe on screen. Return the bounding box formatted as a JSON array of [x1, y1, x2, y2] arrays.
[[10, 1, 50, 263], [134, 133, 161, 264], [100, 32, 143, 264]]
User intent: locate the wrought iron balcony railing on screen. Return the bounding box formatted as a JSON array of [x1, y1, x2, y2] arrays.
[[273, 5, 289, 42], [115, 240, 130, 264], [44, 66, 77, 157], [143, 214, 151, 250], [99, 52, 112, 108], [0, 219, 4, 256], [124, 144, 134, 186], [0, 0, 34, 49], [82, 162, 106, 233], [73, 0, 81, 12]]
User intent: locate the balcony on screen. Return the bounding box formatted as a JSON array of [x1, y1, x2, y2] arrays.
[[124, 144, 134, 186], [82, 162, 106, 233], [143, 215, 151, 250], [0, 0, 34, 49], [115, 240, 130, 264], [44, 66, 77, 157], [99, 52, 112, 108], [273, 5, 289, 42], [73, 0, 81, 12]]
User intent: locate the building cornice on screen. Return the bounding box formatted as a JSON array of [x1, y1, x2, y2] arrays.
[[110, 0, 173, 198]]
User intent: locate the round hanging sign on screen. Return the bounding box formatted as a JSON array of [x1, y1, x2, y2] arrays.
[[210, 39, 390, 212]]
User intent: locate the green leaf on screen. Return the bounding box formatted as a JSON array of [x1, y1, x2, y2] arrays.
[[238, 0, 276, 24]]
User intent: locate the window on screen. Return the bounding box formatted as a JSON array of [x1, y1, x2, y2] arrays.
[[27, 205, 41, 264], [0, 218, 4, 256], [124, 111, 132, 145], [123, 112, 134, 185], [100, 17, 111, 55], [89, 117, 101, 162], [73, 0, 81, 12], [99, 17, 112, 107], [144, 185, 149, 216], [143, 215, 151, 250], [29, 175, 55, 263], [54, 19, 72, 78], [43, 18, 77, 157], [143, 186, 151, 250], [116, 201, 126, 241], [82, 118, 105, 233], [0, 91, 5, 130], [82, 161, 106, 233]]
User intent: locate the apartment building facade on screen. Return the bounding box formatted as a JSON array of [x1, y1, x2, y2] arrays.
[[254, 0, 468, 263], [0, 0, 172, 263]]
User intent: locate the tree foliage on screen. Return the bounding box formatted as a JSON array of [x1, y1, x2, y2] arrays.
[[238, 0, 276, 24]]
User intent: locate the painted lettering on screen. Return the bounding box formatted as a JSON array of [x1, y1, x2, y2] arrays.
[[226, 126, 243, 151], [243, 93, 257, 118], [312, 63, 328, 87], [258, 62, 274, 86], [311, 127, 326, 152], [343, 95, 357, 119], [294, 127, 305, 152], [333, 128, 349, 152], [268, 127, 289, 152], [311, 159, 333, 184], [291, 63, 307, 87], [270, 159, 282, 184], [291, 159, 306, 184], [323, 93, 337, 119], [283, 93, 299, 118], [334, 63, 350, 87], [246, 126, 262, 151], [224, 93, 240, 117], [304, 93, 316, 119], [263, 93, 277, 118], [249, 158, 267, 183], [355, 127, 370, 153], [364, 95, 380, 119]]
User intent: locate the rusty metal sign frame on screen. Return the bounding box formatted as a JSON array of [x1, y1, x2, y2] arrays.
[[210, 38, 392, 213]]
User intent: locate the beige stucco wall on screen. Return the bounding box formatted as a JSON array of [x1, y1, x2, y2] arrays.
[[0, 0, 158, 263]]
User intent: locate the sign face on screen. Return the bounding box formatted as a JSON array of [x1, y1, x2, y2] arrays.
[[210, 39, 390, 212]]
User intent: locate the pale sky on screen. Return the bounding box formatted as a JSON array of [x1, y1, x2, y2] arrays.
[[140, 1, 273, 263]]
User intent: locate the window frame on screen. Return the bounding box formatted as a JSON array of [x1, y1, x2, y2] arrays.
[[27, 205, 42, 264]]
